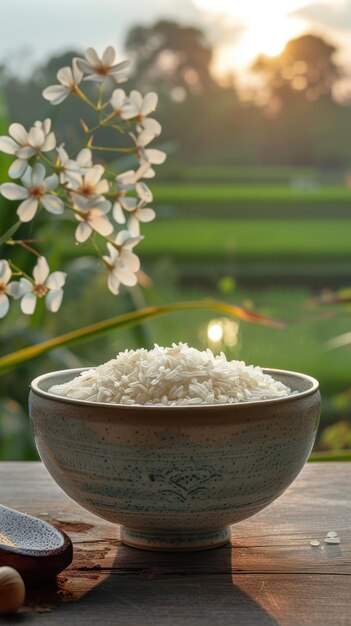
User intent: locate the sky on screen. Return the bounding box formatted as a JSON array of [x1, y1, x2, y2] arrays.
[[2, 0, 351, 91]]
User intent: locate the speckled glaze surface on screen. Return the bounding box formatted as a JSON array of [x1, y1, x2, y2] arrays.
[[29, 368, 320, 551]]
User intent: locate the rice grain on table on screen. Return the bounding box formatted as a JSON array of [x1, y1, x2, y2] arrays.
[[49, 343, 293, 406]]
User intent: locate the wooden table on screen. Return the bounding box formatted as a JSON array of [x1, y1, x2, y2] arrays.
[[0, 462, 350, 625]]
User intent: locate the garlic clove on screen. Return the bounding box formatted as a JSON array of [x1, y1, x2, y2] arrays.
[[0, 566, 25, 615]]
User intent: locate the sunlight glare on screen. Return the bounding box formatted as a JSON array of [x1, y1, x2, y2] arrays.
[[207, 321, 223, 343], [194, 0, 336, 74]]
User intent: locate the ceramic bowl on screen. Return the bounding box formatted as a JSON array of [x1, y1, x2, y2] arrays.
[[29, 368, 320, 551]]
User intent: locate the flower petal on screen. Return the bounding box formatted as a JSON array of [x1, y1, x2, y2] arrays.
[[94, 180, 109, 195], [102, 46, 116, 66], [130, 90, 143, 110], [45, 288, 64, 313], [0, 183, 28, 200], [136, 181, 153, 203], [84, 164, 104, 187], [120, 196, 137, 211], [42, 119, 52, 134], [0, 136, 18, 155], [91, 215, 114, 237], [141, 117, 162, 136], [46, 271, 67, 290], [42, 85, 69, 105], [18, 278, 32, 295], [8, 158, 28, 179], [41, 132, 56, 152], [115, 265, 137, 286], [57, 144, 69, 163], [21, 292, 37, 315], [17, 198, 38, 222], [31, 163, 46, 186], [85, 47, 100, 67], [110, 89, 126, 111], [77, 148, 92, 168], [28, 127, 45, 149], [0, 259, 11, 284], [57, 66, 73, 87], [121, 103, 139, 120], [128, 215, 140, 236], [141, 92, 158, 116], [122, 250, 140, 272], [33, 256, 50, 283], [110, 60, 130, 73], [138, 207, 156, 223], [107, 273, 120, 295], [115, 229, 142, 248], [0, 293, 9, 319], [6, 281, 21, 299], [44, 173, 59, 191], [16, 145, 36, 159], [116, 169, 136, 187], [144, 148, 167, 164], [75, 58, 93, 74], [75, 222, 92, 243], [72, 58, 83, 83], [112, 202, 126, 224], [9, 123, 28, 145], [41, 195, 64, 214], [135, 130, 154, 147], [21, 166, 32, 187]]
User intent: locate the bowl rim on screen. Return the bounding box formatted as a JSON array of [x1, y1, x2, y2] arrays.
[[30, 367, 319, 410]]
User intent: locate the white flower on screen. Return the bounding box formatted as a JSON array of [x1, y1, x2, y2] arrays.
[[117, 163, 155, 191], [57, 145, 92, 184], [128, 203, 156, 236], [0, 260, 21, 318], [111, 164, 154, 224], [111, 165, 153, 224], [42, 61, 83, 105], [110, 89, 127, 114], [122, 91, 161, 135], [19, 256, 66, 315], [0, 120, 56, 179], [76, 47, 129, 83], [131, 131, 166, 166], [74, 196, 113, 243], [102, 231, 141, 295], [69, 164, 109, 201], [0, 163, 64, 222]]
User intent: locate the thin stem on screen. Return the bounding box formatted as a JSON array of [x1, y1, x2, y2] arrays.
[[8, 261, 32, 281], [75, 87, 99, 111], [90, 145, 136, 153], [7, 239, 41, 257], [0, 221, 22, 248], [39, 153, 57, 170]]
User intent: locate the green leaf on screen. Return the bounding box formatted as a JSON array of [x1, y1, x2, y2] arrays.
[[0, 221, 22, 247], [0, 299, 284, 373]]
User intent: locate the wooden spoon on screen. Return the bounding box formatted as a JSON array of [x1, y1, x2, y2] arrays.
[[0, 505, 73, 586]]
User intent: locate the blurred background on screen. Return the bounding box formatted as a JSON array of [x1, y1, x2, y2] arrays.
[[1, 0, 351, 459]]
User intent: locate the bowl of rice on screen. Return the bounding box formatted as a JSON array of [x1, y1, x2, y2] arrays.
[[29, 343, 320, 551]]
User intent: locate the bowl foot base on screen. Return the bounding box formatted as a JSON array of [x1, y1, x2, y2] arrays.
[[120, 526, 231, 551]]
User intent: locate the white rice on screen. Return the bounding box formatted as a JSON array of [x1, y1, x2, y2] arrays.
[[49, 342, 293, 406]]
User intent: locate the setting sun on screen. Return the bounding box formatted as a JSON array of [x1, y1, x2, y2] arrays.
[[194, 0, 328, 73]]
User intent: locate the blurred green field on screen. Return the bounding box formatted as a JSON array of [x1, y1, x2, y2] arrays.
[[157, 165, 320, 183], [152, 184, 351, 204], [140, 219, 351, 260]]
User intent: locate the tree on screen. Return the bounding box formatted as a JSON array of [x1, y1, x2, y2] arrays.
[[125, 20, 215, 97], [253, 34, 341, 106]]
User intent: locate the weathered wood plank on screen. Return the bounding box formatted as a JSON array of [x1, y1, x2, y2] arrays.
[[0, 462, 350, 625], [20, 574, 351, 626]]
